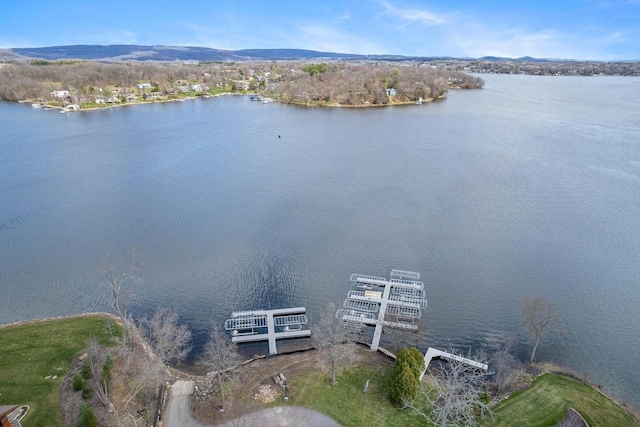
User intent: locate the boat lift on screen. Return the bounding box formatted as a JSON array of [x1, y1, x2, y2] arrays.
[[224, 307, 310, 355], [337, 269, 428, 350]]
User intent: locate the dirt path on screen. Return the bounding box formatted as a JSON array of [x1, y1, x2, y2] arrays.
[[164, 380, 339, 427], [190, 345, 393, 425]]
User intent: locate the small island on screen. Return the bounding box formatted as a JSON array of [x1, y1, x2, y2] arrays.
[[0, 59, 484, 112]]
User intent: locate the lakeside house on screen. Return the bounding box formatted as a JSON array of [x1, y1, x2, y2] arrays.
[[143, 92, 165, 100], [136, 83, 152, 90], [233, 80, 251, 91], [51, 90, 69, 98]]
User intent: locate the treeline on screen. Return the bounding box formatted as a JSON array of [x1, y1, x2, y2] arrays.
[[266, 63, 483, 105], [441, 59, 640, 76], [0, 60, 484, 106]]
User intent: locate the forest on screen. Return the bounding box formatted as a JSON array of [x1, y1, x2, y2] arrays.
[[0, 60, 484, 108]]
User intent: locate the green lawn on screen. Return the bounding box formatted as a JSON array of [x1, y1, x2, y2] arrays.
[[281, 366, 428, 427], [490, 373, 640, 427], [280, 367, 638, 427], [0, 315, 120, 427]]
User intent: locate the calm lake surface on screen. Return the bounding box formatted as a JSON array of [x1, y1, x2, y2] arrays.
[[1, 74, 639, 405]]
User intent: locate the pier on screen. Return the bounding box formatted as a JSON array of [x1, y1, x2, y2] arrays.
[[224, 307, 310, 355], [336, 269, 428, 350], [419, 347, 489, 380]]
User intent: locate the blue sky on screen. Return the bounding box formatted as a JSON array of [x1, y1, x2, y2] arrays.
[[1, 0, 639, 59]]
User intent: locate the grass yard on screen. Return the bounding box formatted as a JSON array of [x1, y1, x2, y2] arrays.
[[491, 373, 640, 427], [282, 365, 428, 427], [0, 315, 119, 427]]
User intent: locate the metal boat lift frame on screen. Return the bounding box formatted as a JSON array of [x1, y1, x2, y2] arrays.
[[224, 307, 310, 355], [337, 269, 428, 350]]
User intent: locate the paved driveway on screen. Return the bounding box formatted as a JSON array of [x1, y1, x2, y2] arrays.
[[163, 380, 340, 427], [163, 380, 207, 427], [217, 406, 340, 427]]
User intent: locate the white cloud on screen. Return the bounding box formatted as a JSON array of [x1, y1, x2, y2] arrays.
[[379, 1, 445, 27], [454, 28, 560, 58], [69, 30, 137, 45], [109, 30, 137, 45], [297, 24, 386, 54], [445, 22, 634, 59], [0, 37, 32, 48]]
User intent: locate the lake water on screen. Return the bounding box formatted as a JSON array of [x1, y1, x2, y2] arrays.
[[1, 74, 639, 406]]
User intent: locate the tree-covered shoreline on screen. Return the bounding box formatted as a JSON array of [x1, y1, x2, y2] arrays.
[[0, 60, 483, 109]]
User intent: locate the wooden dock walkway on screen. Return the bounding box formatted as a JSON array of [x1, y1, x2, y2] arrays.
[[225, 307, 310, 355]]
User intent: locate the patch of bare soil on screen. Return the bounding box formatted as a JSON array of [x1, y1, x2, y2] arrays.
[[191, 345, 392, 425]]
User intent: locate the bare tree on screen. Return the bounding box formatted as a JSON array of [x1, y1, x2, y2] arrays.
[[406, 350, 492, 427], [107, 345, 167, 427], [140, 306, 192, 365], [104, 249, 141, 348], [88, 337, 114, 411], [312, 303, 358, 385], [199, 324, 242, 411], [519, 297, 561, 363], [488, 332, 520, 395]]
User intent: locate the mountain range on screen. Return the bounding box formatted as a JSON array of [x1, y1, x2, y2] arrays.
[[2, 44, 555, 62]]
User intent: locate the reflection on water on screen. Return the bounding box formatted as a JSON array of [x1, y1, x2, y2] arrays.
[[1, 75, 639, 406]]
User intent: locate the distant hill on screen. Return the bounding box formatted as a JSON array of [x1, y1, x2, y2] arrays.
[[10, 45, 376, 62], [8, 44, 528, 63], [8, 44, 632, 63]]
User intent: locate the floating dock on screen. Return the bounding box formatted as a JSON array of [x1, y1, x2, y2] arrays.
[[225, 307, 310, 355]]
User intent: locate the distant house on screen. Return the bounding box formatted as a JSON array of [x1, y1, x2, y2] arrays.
[[178, 85, 190, 93], [51, 90, 69, 98], [233, 80, 250, 91], [143, 92, 164, 100], [136, 83, 152, 90], [191, 84, 202, 92], [385, 88, 397, 96]]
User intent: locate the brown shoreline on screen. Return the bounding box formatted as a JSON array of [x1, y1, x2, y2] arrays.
[[23, 91, 446, 113]]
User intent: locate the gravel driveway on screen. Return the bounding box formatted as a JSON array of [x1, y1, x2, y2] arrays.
[[163, 380, 340, 427]]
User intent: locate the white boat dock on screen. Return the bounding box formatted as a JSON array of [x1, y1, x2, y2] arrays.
[[225, 307, 310, 355], [420, 347, 489, 380], [337, 269, 427, 350]]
